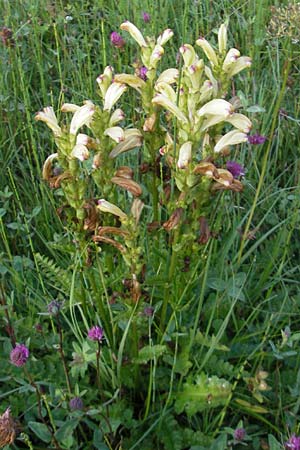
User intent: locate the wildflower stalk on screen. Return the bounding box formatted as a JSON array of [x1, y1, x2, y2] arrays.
[[96, 341, 102, 394], [23, 367, 61, 450], [237, 52, 291, 264], [57, 314, 72, 395]]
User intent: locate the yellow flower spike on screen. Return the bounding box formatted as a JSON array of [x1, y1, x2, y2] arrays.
[[70, 103, 95, 135], [177, 141, 193, 169], [156, 28, 174, 46], [196, 37, 218, 66], [180, 44, 197, 67], [225, 56, 252, 78], [104, 126, 125, 143], [225, 113, 252, 133], [152, 94, 188, 124], [70, 144, 90, 161], [97, 199, 128, 220], [222, 48, 240, 71], [109, 109, 125, 127], [120, 21, 147, 47], [156, 68, 179, 85], [103, 82, 127, 112], [198, 99, 233, 117], [155, 82, 177, 103], [35, 107, 62, 137], [114, 74, 146, 91], [214, 130, 248, 153], [218, 24, 227, 54]]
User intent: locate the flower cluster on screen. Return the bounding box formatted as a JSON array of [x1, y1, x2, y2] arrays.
[[10, 344, 29, 367], [285, 435, 300, 450], [88, 326, 104, 342]]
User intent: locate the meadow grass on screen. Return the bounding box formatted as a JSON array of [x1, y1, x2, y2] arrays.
[[0, 1, 300, 449]]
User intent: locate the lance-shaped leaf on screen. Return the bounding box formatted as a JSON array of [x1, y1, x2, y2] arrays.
[[109, 129, 143, 158], [120, 21, 147, 47], [104, 126, 125, 143], [97, 199, 127, 220], [198, 99, 233, 118], [114, 73, 146, 91], [214, 130, 248, 153], [152, 94, 188, 124], [70, 102, 95, 135], [35, 107, 62, 137], [196, 37, 218, 66], [103, 83, 127, 112]]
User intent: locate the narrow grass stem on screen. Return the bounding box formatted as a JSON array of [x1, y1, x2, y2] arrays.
[[57, 315, 72, 395], [237, 53, 292, 263]]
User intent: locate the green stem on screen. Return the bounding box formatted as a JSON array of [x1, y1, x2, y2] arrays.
[[237, 53, 292, 263]]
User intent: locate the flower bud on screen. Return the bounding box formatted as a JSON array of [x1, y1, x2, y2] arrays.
[[225, 56, 252, 78], [71, 144, 89, 161], [114, 73, 146, 91], [109, 108, 125, 126], [180, 44, 197, 66], [198, 99, 233, 117], [218, 24, 227, 54], [225, 113, 252, 132], [156, 28, 173, 46], [156, 68, 179, 84], [152, 94, 188, 124], [120, 21, 147, 47], [35, 106, 62, 137], [109, 129, 143, 158], [104, 126, 125, 142], [70, 102, 95, 135], [214, 130, 248, 153], [97, 199, 127, 220], [177, 141, 192, 169], [222, 48, 240, 71], [61, 103, 81, 113], [149, 45, 164, 67], [103, 82, 127, 112], [196, 37, 218, 66]]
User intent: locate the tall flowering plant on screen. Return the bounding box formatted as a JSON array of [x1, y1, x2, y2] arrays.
[[34, 23, 255, 448]]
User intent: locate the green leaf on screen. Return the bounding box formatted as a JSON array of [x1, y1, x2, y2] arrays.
[[134, 344, 167, 364], [246, 105, 266, 113], [93, 429, 109, 449], [175, 373, 232, 415], [55, 419, 79, 442], [28, 421, 52, 443], [268, 434, 282, 450]]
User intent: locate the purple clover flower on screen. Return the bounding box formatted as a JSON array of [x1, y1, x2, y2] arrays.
[[10, 344, 29, 367], [88, 326, 104, 342], [138, 66, 148, 81], [142, 12, 151, 23], [248, 134, 266, 145], [143, 306, 154, 317], [226, 161, 245, 178], [47, 300, 61, 316], [234, 427, 246, 442], [285, 435, 300, 450], [110, 31, 125, 49], [69, 397, 84, 411]]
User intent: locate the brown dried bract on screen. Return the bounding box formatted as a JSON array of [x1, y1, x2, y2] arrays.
[[111, 176, 142, 197], [0, 408, 17, 448], [163, 207, 184, 231]]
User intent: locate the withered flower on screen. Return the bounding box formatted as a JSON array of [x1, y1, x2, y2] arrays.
[[115, 166, 134, 179], [0, 27, 15, 47], [198, 216, 211, 244], [111, 176, 142, 197], [163, 208, 184, 231], [0, 408, 17, 448], [131, 198, 144, 224]]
